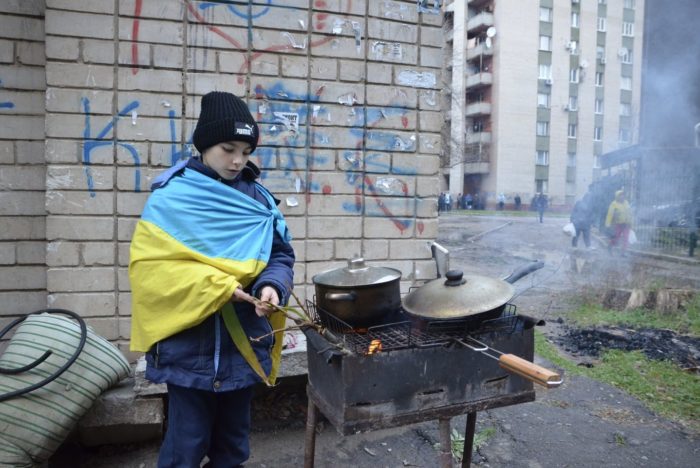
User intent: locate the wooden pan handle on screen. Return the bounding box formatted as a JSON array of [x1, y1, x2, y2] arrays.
[[498, 354, 562, 388]]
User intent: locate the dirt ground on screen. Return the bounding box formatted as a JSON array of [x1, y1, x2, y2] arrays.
[[49, 211, 700, 467]]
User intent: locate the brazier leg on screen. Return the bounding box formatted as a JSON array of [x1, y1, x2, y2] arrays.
[[438, 417, 452, 468], [461, 412, 477, 467], [304, 396, 318, 468]]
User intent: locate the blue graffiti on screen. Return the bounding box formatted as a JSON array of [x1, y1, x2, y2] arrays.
[[199, 0, 272, 20], [168, 109, 193, 166], [0, 78, 14, 108], [417, 0, 442, 15], [81, 98, 141, 197]]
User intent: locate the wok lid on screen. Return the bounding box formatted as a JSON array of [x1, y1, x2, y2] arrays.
[[402, 270, 515, 319], [312, 258, 402, 288]]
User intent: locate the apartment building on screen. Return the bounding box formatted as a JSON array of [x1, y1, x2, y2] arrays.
[[443, 0, 644, 207]]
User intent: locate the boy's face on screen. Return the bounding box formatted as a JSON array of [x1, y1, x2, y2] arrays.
[[202, 140, 252, 180]]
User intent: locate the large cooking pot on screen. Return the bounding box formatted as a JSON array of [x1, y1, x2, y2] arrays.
[[312, 258, 402, 327], [402, 261, 544, 322]]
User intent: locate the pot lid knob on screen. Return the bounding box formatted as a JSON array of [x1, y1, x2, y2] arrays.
[[346, 257, 368, 272], [444, 270, 466, 287]]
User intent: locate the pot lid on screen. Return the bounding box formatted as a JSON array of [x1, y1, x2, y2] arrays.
[[312, 258, 402, 287], [402, 270, 515, 319]]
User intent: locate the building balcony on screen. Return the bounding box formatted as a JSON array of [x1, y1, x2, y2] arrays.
[[468, 0, 493, 8], [466, 43, 493, 61], [465, 72, 492, 89], [467, 11, 494, 34], [466, 131, 491, 144], [465, 101, 491, 117]]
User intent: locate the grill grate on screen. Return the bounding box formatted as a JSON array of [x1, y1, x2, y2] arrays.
[[307, 301, 521, 355]]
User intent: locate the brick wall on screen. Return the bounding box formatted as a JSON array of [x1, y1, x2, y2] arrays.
[[3, 0, 443, 358]]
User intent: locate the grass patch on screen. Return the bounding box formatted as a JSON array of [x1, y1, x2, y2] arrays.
[[536, 332, 700, 433], [442, 209, 569, 218], [450, 426, 496, 462], [568, 296, 700, 335]]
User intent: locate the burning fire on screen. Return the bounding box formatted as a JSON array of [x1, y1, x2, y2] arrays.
[[367, 339, 382, 355]]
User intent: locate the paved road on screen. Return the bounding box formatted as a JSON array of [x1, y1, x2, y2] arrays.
[[54, 212, 700, 467]]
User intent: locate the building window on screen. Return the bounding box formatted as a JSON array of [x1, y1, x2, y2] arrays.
[[536, 121, 550, 136], [536, 179, 549, 194], [620, 103, 631, 116], [570, 68, 580, 83], [596, 46, 606, 59], [597, 17, 606, 32], [539, 35, 552, 51], [537, 93, 551, 108], [567, 152, 577, 167], [593, 156, 601, 168], [571, 12, 580, 28], [594, 126, 603, 141], [568, 96, 578, 111], [620, 48, 632, 64], [473, 119, 484, 132], [595, 72, 604, 86], [568, 124, 578, 138], [621, 76, 632, 90], [595, 99, 604, 114], [598, 0, 606, 4], [624, 0, 635, 8], [536, 151, 549, 165], [539, 64, 552, 80], [622, 22, 634, 37], [619, 128, 631, 143], [540, 7, 552, 22]]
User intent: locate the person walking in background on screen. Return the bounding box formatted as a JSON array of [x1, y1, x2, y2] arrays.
[[514, 194, 522, 211], [465, 193, 473, 209], [605, 189, 633, 254], [444, 192, 452, 211], [497, 193, 506, 211], [534, 193, 548, 223], [570, 193, 595, 248], [438, 192, 445, 213]]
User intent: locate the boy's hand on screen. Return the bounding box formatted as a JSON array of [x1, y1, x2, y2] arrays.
[[256, 286, 280, 317]]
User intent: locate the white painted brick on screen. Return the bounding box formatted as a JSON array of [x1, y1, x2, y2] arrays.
[[47, 267, 114, 292], [392, 153, 439, 176], [419, 133, 441, 154], [393, 66, 441, 90], [117, 217, 137, 241], [311, 35, 365, 60], [84, 317, 119, 340], [292, 263, 306, 288], [0, 192, 46, 215], [416, 197, 437, 218], [218, 50, 247, 74], [418, 111, 442, 132], [185, 47, 218, 72], [251, 5, 308, 31], [252, 29, 306, 55], [308, 149, 336, 171], [249, 53, 280, 76], [16, 41, 44, 66], [121, 0, 183, 21], [45, 139, 81, 164], [369, 40, 418, 65], [0, 65, 44, 91], [369, 0, 418, 23], [0, 216, 45, 240], [154, 44, 186, 70], [47, 216, 114, 240], [185, 72, 246, 97], [45, 114, 94, 139], [117, 291, 130, 316], [117, 192, 149, 216], [187, 23, 247, 49], [118, 17, 182, 44], [365, 197, 415, 217], [416, 176, 439, 197], [363, 239, 390, 260], [281, 55, 309, 78], [119, 68, 182, 93], [365, 129, 417, 153], [368, 259, 413, 280], [335, 239, 361, 260], [47, 0, 114, 14], [310, 126, 362, 149], [314, 0, 366, 16], [364, 216, 414, 238], [389, 239, 433, 260], [16, 241, 45, 264], [251, 76, 309, 102], [46, 10, 114, 39], [46, 241, 80, 266], [46, 191, 114, 215], [307, 217, 362, 238], [118, 92, 182, 118], [335, 150, 361, 173], [414, 259, 438, 280], [419, 46, 442, 68], [368, 17, 417, 43], [307, 171, 361, 195], [0, 243, 15, 265], [420, 26, 442, 47], [46, 165, 113, 191], [117, 242, 130, 266], [366, 108, 416, 131], [304, 240, 334, 261], [311, 13, 364, 37], [48, 292, 116, 316], [0, 141, 13, 164], [305, 260, 346, 282], [0, 91, 44, 115], [0, 15, 44, 41], [0, 291, 47, 316], [306, 195, 360, 216], [0, 266, 46, 289], [416, 218, 438, 238], [290, 240, 305, 262], [116, 116, 174, 142], [366, 62, 393, 84], [46, 88, 112, 114], [82, 142, 115, 165], [310, 57, 337, 80], [0, 115, 44, 140], [285, 216, 306, 238], [15, 141, 42, 165], [419, 9, 443, 26], [0, 0, 44, 15], [339, 60, 365, 82], [366, 84, 417, 107], [0, 166, 46, 190], [83, 242, 115, 265], [45, 36, 80, 60], [82, 38, 116, 64], [418, 89, 440, 110], [46, 63, 113, 89], [117, 266, 129, 291], [116, 166, 161, 192], [364, 151, 391, 173], [307, 103, 357, 128]]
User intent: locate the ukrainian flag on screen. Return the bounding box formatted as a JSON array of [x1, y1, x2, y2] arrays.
[[129, 168, 290, 375]]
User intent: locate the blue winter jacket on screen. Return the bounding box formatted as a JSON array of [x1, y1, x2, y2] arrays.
[[144, 157, 295, 392]]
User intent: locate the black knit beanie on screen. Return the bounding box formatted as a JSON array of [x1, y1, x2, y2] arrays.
[[192, 91, 259, 154]]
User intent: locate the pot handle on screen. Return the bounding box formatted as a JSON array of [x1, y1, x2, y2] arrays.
[[324, 291, 357, 302], [498, 354, 563, 388], [502, 261, 544, 284]]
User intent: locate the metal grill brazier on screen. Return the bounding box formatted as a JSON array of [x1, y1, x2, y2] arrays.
[[303, 302, 559, 467]]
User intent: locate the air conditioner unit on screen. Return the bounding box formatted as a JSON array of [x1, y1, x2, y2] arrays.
[[545, 79, 553, 85]]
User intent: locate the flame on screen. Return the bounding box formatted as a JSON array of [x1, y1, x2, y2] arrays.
[[367, 339, 382, 355]]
